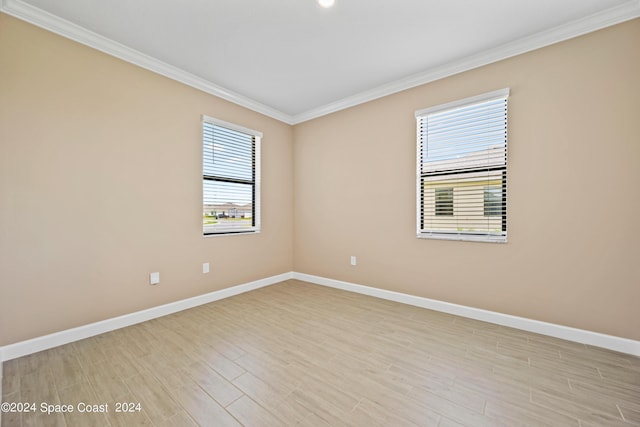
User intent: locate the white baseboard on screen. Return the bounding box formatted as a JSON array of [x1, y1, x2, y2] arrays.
[[2, 271, 638, 362], [0, 272, 293, 362], [293, 272, 640, 357]]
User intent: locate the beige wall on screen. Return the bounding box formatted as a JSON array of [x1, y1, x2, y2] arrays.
[[1, 13, 638, 347], [0, 14, 294, 346], [293, 19, 640, 341]]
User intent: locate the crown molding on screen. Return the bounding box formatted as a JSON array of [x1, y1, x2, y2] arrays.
[[2, 0, 638, 126], [0, 0, 296, 124], [291, 0, 640, 124]]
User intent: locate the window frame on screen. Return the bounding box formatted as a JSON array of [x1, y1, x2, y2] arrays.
[[415, 88, 509, 243], [202, 115, 262, 236]]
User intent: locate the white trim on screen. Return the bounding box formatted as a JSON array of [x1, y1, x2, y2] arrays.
[[292, 272, 640, 357], [203, 230, 261, 238], [1, 271, 638, 361], [0, 272, 293, 362], [290, 2, 640, 124], [0, 0, 294, 125], [1, 0, 638, 125]]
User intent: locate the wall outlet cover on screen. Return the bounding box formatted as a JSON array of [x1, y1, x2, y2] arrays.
[[150, 272, 160, 285]]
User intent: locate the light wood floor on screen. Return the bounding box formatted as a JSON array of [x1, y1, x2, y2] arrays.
[[2, 279, 639, 426]]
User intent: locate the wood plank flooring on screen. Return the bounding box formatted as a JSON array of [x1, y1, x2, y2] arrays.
[[2, 279, 639, 426]]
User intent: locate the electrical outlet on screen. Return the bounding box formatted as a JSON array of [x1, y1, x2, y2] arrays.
[[150, 272, 160, 285], [203, 262, 210, 274], [350, 256, 357, 266]]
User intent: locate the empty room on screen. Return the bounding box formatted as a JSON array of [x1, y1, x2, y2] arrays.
[[1, 0, 639, 426]]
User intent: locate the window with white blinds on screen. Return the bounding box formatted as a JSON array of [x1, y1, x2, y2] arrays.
[[416, 88, 509, 242], [202, 116, 261, 235]]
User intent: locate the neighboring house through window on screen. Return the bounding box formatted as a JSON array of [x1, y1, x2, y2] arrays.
[[202, 116, 261, 235], [416, 88, 509, 242]]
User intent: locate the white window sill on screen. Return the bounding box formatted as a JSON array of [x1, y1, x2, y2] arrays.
[[204, 230, 261, 238]]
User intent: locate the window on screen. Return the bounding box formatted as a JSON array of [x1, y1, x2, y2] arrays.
[[484, 186, 503, 217], [202, 116, 261, 235], [435, 188, 454, 216], [416, 88, 508, 242]]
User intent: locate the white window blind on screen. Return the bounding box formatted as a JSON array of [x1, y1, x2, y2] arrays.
[[416, 88, 509, 242], [202, 116, 261, 235]]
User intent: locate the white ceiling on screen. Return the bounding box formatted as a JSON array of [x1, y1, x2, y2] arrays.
[[2, 0, 639, 123]]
